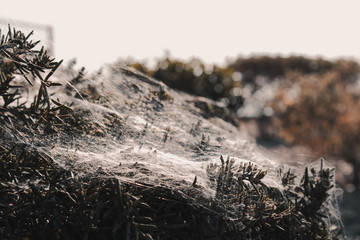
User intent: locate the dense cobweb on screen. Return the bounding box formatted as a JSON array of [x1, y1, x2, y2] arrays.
[[44, 62, 275, 194], [1, 56, 344, 237]]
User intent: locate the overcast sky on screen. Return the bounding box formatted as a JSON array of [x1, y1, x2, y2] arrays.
[[1, 0, 360, 71]]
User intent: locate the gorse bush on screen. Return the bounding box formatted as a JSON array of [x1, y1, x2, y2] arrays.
[[122, 54, 360, 189], [0, 25, 67, 133], [0, 26, 62, 107], [0, 146, 342, 239], [0, 27, 343, 239]]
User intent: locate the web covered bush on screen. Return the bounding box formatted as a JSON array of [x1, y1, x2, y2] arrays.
[[0, 27, 344, 239]]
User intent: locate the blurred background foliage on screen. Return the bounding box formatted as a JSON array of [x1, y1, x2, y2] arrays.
[[124, 55, 245, 112], [121, 54, 360, 190]]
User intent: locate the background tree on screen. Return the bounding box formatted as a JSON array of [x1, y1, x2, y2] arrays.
[[271, 70, 360, 188], [126, 56, 244, 111]]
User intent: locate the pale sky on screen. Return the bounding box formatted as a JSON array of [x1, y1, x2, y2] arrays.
[[1, 0, 360, 71]]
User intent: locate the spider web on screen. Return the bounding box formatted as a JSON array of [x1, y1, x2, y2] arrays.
[[0, 19, 345, 237]]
